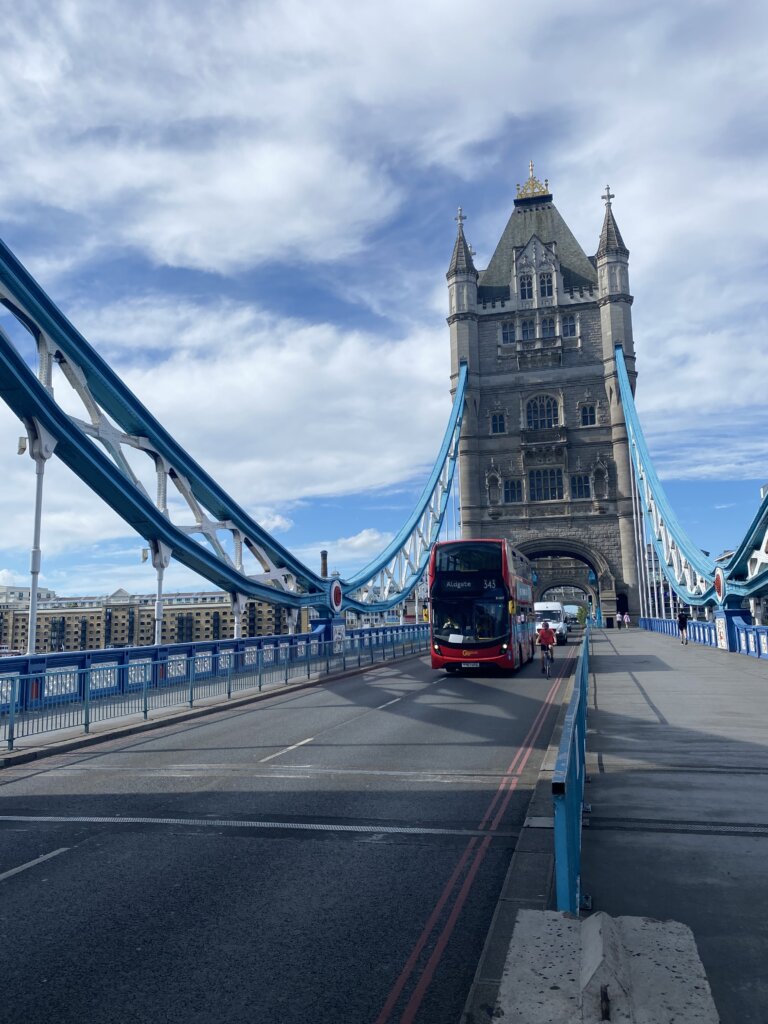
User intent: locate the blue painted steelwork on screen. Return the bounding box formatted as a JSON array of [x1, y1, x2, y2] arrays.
[[617, 346, 768, 607], [616, 347, 716, 605], [552, 628, 590, 914], [639, 616, 718, 646], [0, 625, 429, 750], [0, 236, 466, 613], [733, 617, 768, 658]]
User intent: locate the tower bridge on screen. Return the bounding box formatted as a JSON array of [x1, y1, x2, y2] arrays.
[[1, 169, 768, 650], [2, 173, 768, 1024]]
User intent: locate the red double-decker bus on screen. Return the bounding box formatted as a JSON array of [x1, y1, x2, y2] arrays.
[[428, 539, 536, 673]]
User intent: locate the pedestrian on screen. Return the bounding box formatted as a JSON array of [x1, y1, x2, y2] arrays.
[[617, 614, 622, 630], [677, 609, 689, 645], [623, 612, 630, 629]]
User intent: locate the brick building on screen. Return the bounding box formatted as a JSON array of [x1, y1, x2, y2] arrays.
[[0, 585, 308, 654]]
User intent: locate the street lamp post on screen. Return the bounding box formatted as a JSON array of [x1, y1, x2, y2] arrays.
[[22, 419, 57, 655]]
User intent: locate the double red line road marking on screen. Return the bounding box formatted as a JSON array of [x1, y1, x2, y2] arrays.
[[374, 656, 573, 1024]]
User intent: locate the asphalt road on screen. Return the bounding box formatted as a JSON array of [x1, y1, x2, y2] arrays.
[[0, 648, 573, 1024]]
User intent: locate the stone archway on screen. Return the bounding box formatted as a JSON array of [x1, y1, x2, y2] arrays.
[[538, 580, 597, 608], [517, 537, 619, 627]]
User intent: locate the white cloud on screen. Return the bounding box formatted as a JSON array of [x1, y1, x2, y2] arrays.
[[97, 300, 452, 506]]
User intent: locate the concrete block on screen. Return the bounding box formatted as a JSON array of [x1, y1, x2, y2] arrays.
[[494, 910, 719, 1023], [580, 912, 633, 1022], [497, 910, 581, 1023], [618, 917, 719, 1024]]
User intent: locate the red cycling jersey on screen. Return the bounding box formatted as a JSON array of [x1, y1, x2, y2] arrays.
[[537, 627, 556, 648]]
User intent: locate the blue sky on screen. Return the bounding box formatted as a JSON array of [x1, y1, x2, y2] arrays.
[[0, 0, 767, 596]]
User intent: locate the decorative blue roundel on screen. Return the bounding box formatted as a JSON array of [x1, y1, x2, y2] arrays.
[[329, 580, 343, 614], [714, 566, 726, 604]]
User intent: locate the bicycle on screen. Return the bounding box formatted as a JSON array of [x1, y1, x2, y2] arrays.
[[541, 643, 554, 679]]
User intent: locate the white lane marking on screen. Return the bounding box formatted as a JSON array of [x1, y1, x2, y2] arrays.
[[258, 736, 314, 763], [376, 698, 402, 709], [0, 847, 69, 883], [0, 816, 512, 838]]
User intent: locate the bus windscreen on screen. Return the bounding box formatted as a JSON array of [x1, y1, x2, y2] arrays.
[[432, 597, 509, 643], [434, 543, 502, 574]]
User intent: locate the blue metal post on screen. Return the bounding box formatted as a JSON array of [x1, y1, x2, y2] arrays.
[[7, 677, 17, 751], [83, 668, 90, 734]]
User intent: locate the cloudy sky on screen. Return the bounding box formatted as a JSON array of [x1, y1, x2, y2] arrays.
[[0, 0, 766, 597]]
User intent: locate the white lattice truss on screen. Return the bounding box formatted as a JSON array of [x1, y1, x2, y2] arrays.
[[744, 529, 768, 583], [631, 439, 711, 601], [20, 325, 299, 595]]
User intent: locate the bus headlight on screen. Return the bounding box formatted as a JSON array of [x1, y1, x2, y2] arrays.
[[433, 643, 440, 652], [501, 643, 508, 651]]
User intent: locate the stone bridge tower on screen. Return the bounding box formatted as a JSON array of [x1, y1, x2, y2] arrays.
[[447, 167, 639, 624]]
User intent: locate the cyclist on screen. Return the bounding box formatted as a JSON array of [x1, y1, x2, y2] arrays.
[[537, 620, 557, 674]]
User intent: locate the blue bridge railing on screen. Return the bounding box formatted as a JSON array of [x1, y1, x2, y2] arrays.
[[640, 615, 768, 657], [733, 617, 768, 658], [0, 625, 429, 751], [640, 616, 718, 646], [552, 628, 590, 914]]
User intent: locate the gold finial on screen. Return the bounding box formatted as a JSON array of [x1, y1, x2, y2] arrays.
[[602, 185, 615, 206], [516, 163, 551, 200]]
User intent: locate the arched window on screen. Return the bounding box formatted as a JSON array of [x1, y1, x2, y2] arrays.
[[539, 272, 553, 297], [520, 274, 533, 300], [541, 317, 555, 339], [580, 404, 596, 426], [529, 469, 564, 502], [562, 314, 576, 337], [504, 479, 523, 503], [491, 412, 505, 434], [571, 474, 591, 499], [526, 395, 559, 429], [501, 322, 514, 344], [521, 319, 535, 340]]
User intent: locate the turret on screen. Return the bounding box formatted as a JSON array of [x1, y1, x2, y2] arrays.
[[597, 186, 635, 373], [447, 207, 479, 378], [447, 207, 479, 540], [596, 186, 639, 609]]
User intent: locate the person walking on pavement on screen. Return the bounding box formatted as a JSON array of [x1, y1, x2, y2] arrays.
[[677, 609, 689, 645], [623, 612, 631, 629]]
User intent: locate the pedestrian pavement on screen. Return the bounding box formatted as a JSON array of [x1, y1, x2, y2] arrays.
[[464, 627, 768, 1023]]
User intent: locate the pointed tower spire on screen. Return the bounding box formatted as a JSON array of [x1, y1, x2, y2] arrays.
[[597, 185, 629, 257], [446, 207, 478, 279]]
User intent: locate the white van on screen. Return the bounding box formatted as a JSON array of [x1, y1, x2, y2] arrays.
[[534, 601, 568, 645]]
